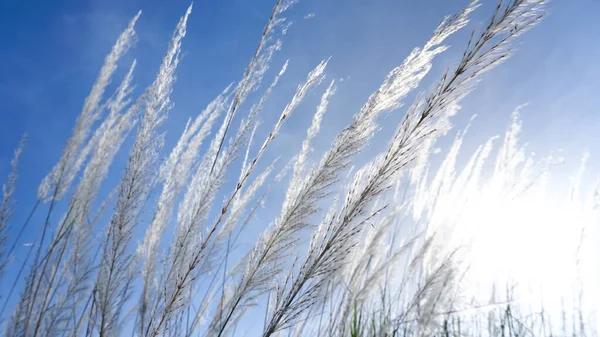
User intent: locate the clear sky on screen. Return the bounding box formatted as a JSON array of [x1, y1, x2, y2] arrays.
[[1, 0, 600, 334]]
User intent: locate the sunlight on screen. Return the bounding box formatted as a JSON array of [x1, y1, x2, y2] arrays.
[[412, 110, 600, 332], [452, 164, 599, 330]]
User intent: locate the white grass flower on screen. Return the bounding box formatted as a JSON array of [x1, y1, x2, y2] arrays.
[[37, 11, 140, 203]]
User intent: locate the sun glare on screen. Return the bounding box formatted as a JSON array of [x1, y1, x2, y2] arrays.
[[452, 159, 599, 329], [411, 111, 600, 332]]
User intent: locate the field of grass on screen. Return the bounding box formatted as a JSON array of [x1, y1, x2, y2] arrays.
[[0, 0, 597, 336]]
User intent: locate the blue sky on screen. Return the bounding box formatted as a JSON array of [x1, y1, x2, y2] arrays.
[[2, 0, 600, 178], [1, 0, 600, 333]]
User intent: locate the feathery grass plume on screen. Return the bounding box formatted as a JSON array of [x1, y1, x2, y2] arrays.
[[137, 25, 288, 336], [166, 63, 288, 286], [411, 121, 477, 228], [189, 157, 292, 337], [247, 60, 289, 132], [207, 78, 336, 337], [136, 85, 230, 327], [394, 115, 597, 335], [216, 152, 276, 250], [0, 135, 26, 282], [330, 199, 420, 335], [8, 6, 137, 315], [362, 0, 548, 298], [409, 0, 548, 184], [169, 61, 288, 268], [311, 217, 454, 336], [333, 95, 561, 337], [213, 4, 479, 335], [232, 0, 295, 105], [33, 61, 135, 337], [289, 80, 337, 196], [47, 60, 139, 337], [209, 0, 297, 171], [183, 157, 277, 336], [137, 1, 296, 331], [488, 105, 541, 199], [425, 109, 584, 315], [61, 5, 194, 337], [203, 62, 330, 336], [136, 85, 232, 308], [261, 1, 548, 335], [384, 112, 535, 337], [6, 14, 141, 336], [13, 58, 138, 337], [145, 60, 327, 337], [140, 96, 241, 336], [37, 11, 140, 203], [137, 87, 238, 337], [410, 108, 541, 267]]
